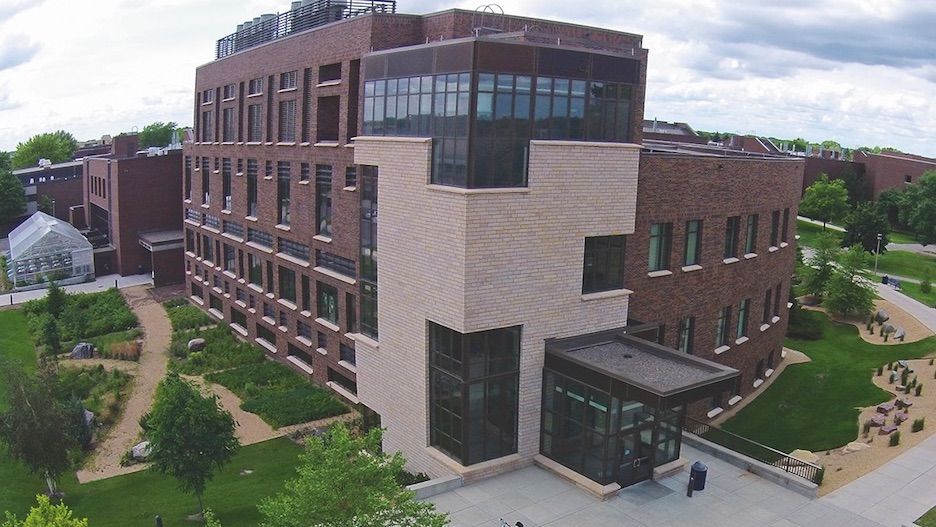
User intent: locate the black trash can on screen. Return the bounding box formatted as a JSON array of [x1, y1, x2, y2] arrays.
[[882, 274, 889, 284], [690, 461, 708, 490]]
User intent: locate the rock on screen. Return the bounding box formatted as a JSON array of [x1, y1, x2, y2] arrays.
[[131, 441, 152, 460], [69, 342, 94, 359], [895, 327, 906, 341], [875, 310, 890, 324], [188, 338, 206, 352], [790, 449, 819, 464], [841, 441, 870, 454], [83, 409, 94, 425]]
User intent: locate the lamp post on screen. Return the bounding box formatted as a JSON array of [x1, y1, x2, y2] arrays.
[[874, 233, 883, 276]]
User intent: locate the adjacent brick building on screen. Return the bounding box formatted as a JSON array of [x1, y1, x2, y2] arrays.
[[80, 134, 184, 286], [185, 1, 800, 495]]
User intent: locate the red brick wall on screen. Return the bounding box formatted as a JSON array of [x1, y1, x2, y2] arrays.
[[855, 151, 936, 199], [627, 154, 803, 417]]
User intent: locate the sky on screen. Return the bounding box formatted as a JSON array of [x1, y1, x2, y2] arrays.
[[1, 0, 935, 156]]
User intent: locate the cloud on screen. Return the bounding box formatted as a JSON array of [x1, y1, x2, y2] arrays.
[[0, 88, 20, 111], [0, 35, 40, 71], [0, 0, 46, 21]]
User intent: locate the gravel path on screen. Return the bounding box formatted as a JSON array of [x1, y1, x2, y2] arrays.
[[76, 286, 171, 483]]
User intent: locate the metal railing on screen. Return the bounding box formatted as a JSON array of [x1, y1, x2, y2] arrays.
[[216, 0, 397, 59], [682, 415, 823, 484]]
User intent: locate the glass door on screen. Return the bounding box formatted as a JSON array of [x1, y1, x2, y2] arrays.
[[616, 425, 654, 487]]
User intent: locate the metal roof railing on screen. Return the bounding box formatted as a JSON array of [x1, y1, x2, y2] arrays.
[[216, 0, 396, 59]]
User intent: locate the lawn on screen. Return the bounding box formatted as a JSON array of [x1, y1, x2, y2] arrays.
[[4, 437, 302, 526], [722, 310, 936, 453], [0, 310, 36, 409], [875, 249, 936, 282], [897, 280, 936, 308], [796, 219, 842, 249], [918, 505, 936, 527], [888, 230, 919, 245]]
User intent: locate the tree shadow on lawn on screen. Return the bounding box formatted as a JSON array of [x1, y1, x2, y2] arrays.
[[722, 310, 936, 453]]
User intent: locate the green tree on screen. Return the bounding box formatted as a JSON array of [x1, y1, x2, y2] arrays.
[[41, 316, 61, 354], [899, 171, 936, 245], [801, 232, 840, 300], [36, 195, 53, 215], [45, 281, 67, 319], [0, 151, 11, 173], [2, 495, 88, 527], [0, 361, 73, 496], [875, 187, 906, 228], [11, 131, 77, 170], [824, 246, 875, 317], [147, 372, 239, 517], [840, 166, 870, 206], [841, 202, 889, 254], [138, 121, 178, 148], [259, 424, 448, 527], [0, 170, 26, 224], [800, 173, 850, 229], [64, 394, 92, 450]]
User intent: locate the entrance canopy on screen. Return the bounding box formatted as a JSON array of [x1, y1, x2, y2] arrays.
[[545, 328, 739, 410]]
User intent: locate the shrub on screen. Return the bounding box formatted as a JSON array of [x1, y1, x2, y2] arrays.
[[171, 325, 265, 375], [786, 308, 824, 340], [162, 297, 189, 309], [105, 341, 141, 361], [916, 384, 923, 396], [861, 420, 872, 437], [913, 418, 926, 432], [889, 431, 901, 446], [931, 358, 935, 366], [902, 368, 910, 386], [395, 469, 430, 487], [876, 366, 883, 376], [165, 303, 214, 331], [240, 387, 348, 428]]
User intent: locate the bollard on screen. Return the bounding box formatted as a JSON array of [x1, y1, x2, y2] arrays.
[[687, 474, 694, 497], [155, 515, 163, 527]]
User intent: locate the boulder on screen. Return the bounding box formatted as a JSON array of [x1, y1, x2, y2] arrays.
[[69, 342, 94, 359], [895, 327, 906, 341], [875, 310, 890, 324], [131, 441, 152, 460], [883, 324, 896, 335], [83, 409, 94, 425], [188, 338, 206, 352]]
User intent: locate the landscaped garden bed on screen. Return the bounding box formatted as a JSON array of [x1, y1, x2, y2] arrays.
[[163, 298, 215, 331], [205, 362, 347, 428], [168, 325, 265, 375]]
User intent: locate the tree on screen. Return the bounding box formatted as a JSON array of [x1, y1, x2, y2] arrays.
[[11, 131, 77, 170], [876, 187, 906, 228], [801, 232, 839, 300], [0, 151, 11, 173], [2, 495, 88, 527], [824, 246, 875, 317], [0, 361, 73, 496], [841, 202, 889, 254], [45, 281, 67, 319], [138, 121, 178, 148], [147, 372, 239, 517], [0, 170, 26, 224], [40, 316, 61, 355], [840, 166, 870, 206], [259, 424, 448, 527], [37, 195, 53, 215], [899, 171, 936, 245], [799, 173, 850, 229]]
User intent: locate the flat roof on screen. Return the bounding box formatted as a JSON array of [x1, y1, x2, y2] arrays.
[[545, 329, 738, 407]]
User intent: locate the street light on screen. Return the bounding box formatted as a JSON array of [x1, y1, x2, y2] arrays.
[[874, 233, 883, 276]]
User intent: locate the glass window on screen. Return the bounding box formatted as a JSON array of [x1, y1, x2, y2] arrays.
[[745, 214, 758, 254], [716, 306, 731, 347], [246, 159, 258, 216], [279, 100, 296, 142], [317, 282, 338, 324], [737, 298, 750, 338], [582, 235, 625, 294], [277, 161, 291, 226], [724, 216, 741, 259], [684, 220, 702, 266], [279, 266, 296, 303], [770, 210, 780, 247], [247, 104, 262, 142], [316, 165, 332, 238], [763, 288, 773, 324], [649, 223, 672, 271], [678, 317, 694, 354]]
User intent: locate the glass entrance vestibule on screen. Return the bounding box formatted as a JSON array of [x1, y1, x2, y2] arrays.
[[540, 330, 738, 489]]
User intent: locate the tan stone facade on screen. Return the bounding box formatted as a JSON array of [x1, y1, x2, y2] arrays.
[[355, 136, 641, 479]]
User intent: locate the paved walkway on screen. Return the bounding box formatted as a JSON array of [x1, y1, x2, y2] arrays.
[[0, 273, 154, 307]]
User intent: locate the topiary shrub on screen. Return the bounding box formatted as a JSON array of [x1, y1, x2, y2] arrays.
[[913, 418, 926, 433], [876, 366, 883, 376], [862, 420, 872, 437], [916, 384, 923, 396]]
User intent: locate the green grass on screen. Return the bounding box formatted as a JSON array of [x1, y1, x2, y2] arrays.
[[722, 311, 936, 453], [918, 505, 936, 527], [0, 310, 36, 409], [164, 301, 215, 332], [876, 250, 936, 282], [796, 220, 842, 249], [3, 437, 302, 526], [888, 230, 919, 244], [897, 281, 936, 308]]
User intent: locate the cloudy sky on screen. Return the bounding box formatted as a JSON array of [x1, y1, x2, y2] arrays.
[[1, 0, 934, 156]]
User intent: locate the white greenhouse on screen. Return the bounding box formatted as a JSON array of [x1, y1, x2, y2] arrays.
[[7, 212, 94, 290]]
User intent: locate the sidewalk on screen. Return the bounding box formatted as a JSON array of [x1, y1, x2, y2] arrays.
[[0, 273, 153, 307]]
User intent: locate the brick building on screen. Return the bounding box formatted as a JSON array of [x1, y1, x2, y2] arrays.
[[80, 134, 184, 286], [185, 1, 799, 494], [12, 161, 83, 223]]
